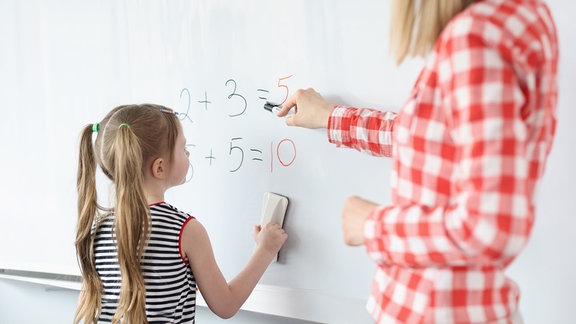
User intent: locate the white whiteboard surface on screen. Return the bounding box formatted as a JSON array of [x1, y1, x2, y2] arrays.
[[0, 1, 573, 323]]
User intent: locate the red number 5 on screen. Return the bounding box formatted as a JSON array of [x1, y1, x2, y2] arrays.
[[277, 75, 293, 105]]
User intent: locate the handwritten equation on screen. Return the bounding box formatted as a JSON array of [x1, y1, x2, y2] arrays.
[[177, 75, 297, 181]]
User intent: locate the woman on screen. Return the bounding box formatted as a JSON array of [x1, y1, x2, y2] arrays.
[[278, 0, 558, 322]]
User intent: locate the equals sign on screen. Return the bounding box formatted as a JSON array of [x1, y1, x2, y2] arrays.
[[250, 148, 263, 161], [257, 89, 269, 100]]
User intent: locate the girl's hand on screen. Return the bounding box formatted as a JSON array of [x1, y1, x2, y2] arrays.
[[341, 196, 379, 246], [276, 88, 333, 129], [253, 222, 288, 257]]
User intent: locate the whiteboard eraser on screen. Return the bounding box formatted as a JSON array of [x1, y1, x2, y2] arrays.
[[260, 192, 289, 262]]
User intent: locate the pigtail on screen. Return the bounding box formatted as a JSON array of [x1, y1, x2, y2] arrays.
[[74, 123, 102, 324], [112, 124, 150, 324]]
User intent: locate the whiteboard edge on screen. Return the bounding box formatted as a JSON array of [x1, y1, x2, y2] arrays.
[[0, 272, 367, 323]]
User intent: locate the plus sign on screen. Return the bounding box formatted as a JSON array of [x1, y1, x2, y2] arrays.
[[198, 91, 211, 110], [205, 149, 216, 166]]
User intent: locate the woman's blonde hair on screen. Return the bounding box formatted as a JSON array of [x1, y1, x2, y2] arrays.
[[75, 104, 180, 324], [390, 0, 478, 64]]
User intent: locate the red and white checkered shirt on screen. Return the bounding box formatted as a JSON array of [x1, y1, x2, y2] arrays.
[[327, 0, 558, 323]]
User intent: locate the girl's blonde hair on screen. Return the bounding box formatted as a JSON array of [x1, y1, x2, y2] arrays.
[[75, 104, 180, 324], [390, 0, 478, 64]]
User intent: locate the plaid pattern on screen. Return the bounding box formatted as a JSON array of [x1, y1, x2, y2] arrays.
[[327, 0, 558, 323]]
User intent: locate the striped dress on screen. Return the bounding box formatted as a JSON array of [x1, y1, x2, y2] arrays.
[[94, 202, 197, 323]]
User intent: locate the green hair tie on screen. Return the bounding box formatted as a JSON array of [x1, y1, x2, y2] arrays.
[[92, 123, 99, 133], [119, 123, 130, 129]]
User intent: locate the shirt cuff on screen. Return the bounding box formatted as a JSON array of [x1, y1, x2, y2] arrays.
[[363, 205, 390, 258], [327, 105, 353, 146]]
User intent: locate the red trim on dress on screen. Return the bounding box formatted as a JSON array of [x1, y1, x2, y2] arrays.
[[178, 216, 196, 264]]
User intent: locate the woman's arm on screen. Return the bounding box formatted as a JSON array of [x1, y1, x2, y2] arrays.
[[279, 88, 397, 157], [328, 105, 396, 157]]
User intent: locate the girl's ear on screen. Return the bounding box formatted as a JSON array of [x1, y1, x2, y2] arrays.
[[151, 157, 165, 179]]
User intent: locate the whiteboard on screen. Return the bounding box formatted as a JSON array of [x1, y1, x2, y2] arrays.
[[0, 1, 574, 323]]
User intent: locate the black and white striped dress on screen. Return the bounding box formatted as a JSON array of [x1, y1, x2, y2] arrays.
[[94, 202, 197, 323]]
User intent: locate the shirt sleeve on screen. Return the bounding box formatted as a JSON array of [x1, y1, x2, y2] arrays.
[[364, 18, 535, 268], [327, 105, 397, 157]]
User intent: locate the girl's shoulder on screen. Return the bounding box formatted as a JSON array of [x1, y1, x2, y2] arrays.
[[149, 202, 196, 224]]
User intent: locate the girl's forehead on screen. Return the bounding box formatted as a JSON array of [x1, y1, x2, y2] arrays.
[[177, 127, 186, 141]]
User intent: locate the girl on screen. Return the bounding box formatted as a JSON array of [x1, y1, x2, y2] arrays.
[[278, 0, 558, 323], [75, 104, 287, 323]]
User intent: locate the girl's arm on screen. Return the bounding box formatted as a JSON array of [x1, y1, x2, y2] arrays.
[[181, 219, 287, 319]]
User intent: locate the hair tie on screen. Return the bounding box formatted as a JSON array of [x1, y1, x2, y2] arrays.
[[119, 123, 130, 129], [92, 123, 99, 133], [160, 108, 180, 116]]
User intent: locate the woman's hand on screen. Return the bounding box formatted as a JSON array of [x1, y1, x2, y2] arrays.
[[341, 196, 379, 246], [277, 88, 333, 129]]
